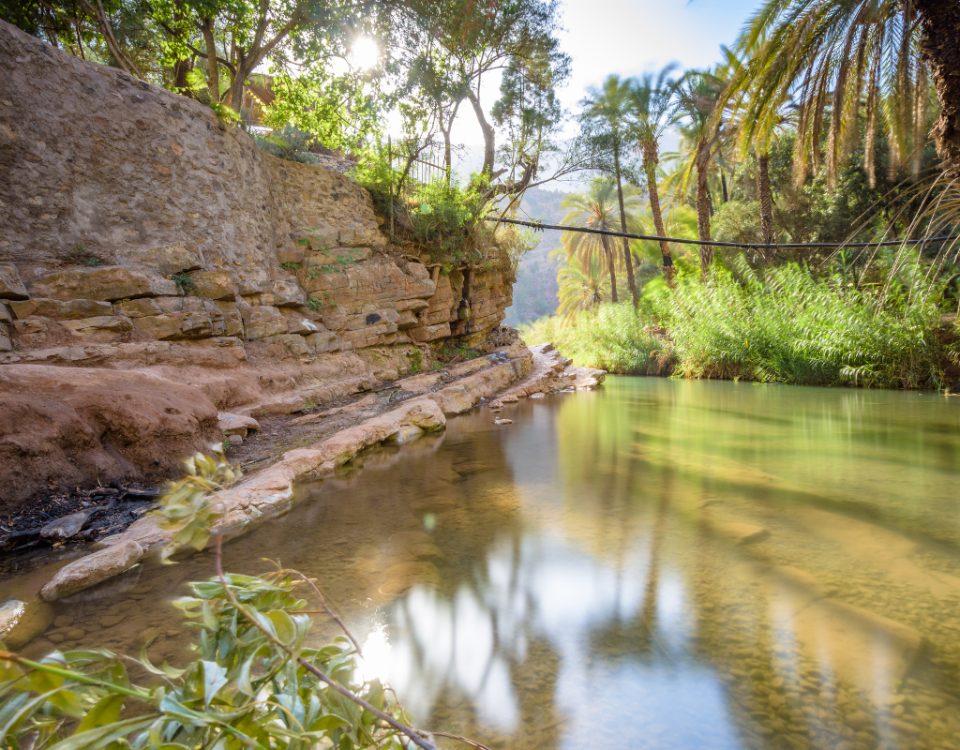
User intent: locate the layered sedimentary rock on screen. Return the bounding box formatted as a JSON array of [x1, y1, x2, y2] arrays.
[[0, 20, 516, 512]]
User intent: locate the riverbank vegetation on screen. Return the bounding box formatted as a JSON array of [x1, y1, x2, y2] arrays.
[[524, 257, 954, 388]]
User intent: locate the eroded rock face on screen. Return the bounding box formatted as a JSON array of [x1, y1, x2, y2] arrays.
[[0, 19, 517, 513], [0, 365, 220, 509]]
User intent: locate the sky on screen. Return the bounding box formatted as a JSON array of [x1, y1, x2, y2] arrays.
[[448, 0, 761, 180]]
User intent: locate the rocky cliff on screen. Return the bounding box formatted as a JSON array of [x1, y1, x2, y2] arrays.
[[0, 20, 516, 513]]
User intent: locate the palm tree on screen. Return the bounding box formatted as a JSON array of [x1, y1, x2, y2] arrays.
[[722, 49, 794, 250], [727, 0, 945, 184], [630, 66, 679, 286], [673, 69, 727, 276], [580, 75, 641, 306], [559, 179, 644, 303], [555, 252, 610, 322]]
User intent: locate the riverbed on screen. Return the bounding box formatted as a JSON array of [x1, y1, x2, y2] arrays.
[[3, 377, 960, 749]]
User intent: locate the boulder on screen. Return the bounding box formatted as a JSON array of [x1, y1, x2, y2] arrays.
[[240, 304, 287, 340], [0, 264, 28, 300], [40, 540, 144, 601], [0, 329, 11, 352], [218, 412, 260, 438], [213, 301, 244, 337], [188, 270, 237, 300], [31, 266, 178, 301], [40, 509, 92, 542], [268, 278, 307, 307]]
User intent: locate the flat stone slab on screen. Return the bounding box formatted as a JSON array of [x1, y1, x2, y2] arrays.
[[40, 509, 92, 542], [40, 540, 144, 601]]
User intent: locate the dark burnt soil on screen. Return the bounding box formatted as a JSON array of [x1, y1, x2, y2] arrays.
[[0, 484, 161, 577], [0, 485, 161, 548]]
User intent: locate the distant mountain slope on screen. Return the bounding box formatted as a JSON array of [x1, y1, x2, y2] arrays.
[[503, 187, 567, 327]]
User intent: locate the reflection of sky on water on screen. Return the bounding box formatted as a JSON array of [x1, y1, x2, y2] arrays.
[[363, 509, 739, 747], [17, 376, 960, 750], [347, 378, 960, 749]]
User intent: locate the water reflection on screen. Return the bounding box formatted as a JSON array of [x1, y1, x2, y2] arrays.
[[5, 378, 960, 749]]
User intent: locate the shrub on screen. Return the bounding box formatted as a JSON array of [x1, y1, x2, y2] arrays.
[[521, 303, 672, 375]]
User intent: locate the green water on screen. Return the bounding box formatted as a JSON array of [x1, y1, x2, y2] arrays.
[[5, 377, 960, 749]]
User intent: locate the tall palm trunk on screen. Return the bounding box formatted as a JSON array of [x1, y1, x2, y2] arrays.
[[612, 137, 640, 306], [695, 139, 713, 276], [914, 0, 960, 179], [600, 234, 619, 302], [756, 151, 774, 257], [642, 140, 674, 287]]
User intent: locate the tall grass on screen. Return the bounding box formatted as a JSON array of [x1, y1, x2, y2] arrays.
[[649, 260, 945, 388], [521, 303, 672, 375], [524, 258, 949, 389]]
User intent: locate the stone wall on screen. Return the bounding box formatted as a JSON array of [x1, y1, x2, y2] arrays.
[[0, 20, 513, 361], [0, 20, 516, 511]]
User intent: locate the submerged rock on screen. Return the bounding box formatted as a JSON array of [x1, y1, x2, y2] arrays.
[[40, 540, 144, 601]]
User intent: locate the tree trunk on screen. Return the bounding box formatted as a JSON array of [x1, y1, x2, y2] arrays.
[[172, 59, 191, 92], [87, 0, 140, 77], [600, 234, 618, 303], [756, 151, 774, 257], [642, 140, 674, 288], [914, 0, 960, 179], [612, 138, 639, 306], [201, 17, 219, 103], [466, 89, 496, 178], [695, 139, 713, 277]]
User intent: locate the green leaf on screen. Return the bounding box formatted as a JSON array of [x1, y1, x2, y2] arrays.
[[76, 694, 125, 733], [266, 610, 297, 646], [201, 660, 229, 708], [47, 715, 155, 750]]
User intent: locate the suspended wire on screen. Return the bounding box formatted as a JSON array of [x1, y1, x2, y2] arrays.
[[485, 216, 959, 251]]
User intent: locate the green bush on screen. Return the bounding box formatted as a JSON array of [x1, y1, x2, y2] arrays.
[[521, 303, 672, 375], [526, 256, 947, 389], [408, 178, 489, 264]]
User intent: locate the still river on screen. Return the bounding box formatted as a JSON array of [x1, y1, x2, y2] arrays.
[[4, 377, 960, 749]]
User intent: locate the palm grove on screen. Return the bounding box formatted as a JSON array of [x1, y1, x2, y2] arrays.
[[529, 0, 960, 390]]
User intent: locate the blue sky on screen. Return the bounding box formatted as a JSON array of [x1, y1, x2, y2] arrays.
[[557, 0, 760, 109]]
